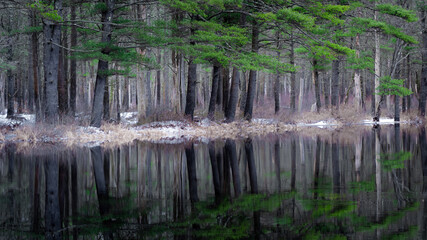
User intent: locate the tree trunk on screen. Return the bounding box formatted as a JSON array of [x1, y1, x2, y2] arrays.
[[90, 0, 114, 127], [31, 10, 41, 121], [6, 69, 14, 119], [298, 77, 304, 112], [184, 58, 197, 120], [58, 38, 67, 115], [240, 71, 247, 111], [115, 74, 120, 121], [374, 10, 381, 118], [323, 73, 330, 109], [244, 21, 259, 121], [225, 67, 240, 122], [420, 10, 427, 116], [208, 64, 220, 120], [156, 50, 161, 107], [223, 67, 230, 114], [70, 1, 77, 116], [43, 0, 62, 124], [103, 77, 110, 121], [331, 60, 339, 111], [313, 59, 321, 112], [290, 39, 296, 112], [145, 68, 152, 117]]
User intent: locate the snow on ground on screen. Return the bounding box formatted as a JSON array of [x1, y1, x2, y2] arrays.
[[0, 114, 35, 127], [362, 118, 406, 125], [120, 112, 138, 125]]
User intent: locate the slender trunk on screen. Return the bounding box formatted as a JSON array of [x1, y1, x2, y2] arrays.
[[223, 67, 230, 113], [290, 39, 296, 112], [324, 73, 330, 109], [208, 64, 220, 120], [244, 21, 259, 121], [122, 76, 129, 111], [115, 74, 120, 121], [298, 76, 304, 111], [156, 50, 161, 107], [70, 1, 77, 115], [90, 0, 114, 127], [145, 68, 152, 117], [374, 10, 381, 117], [103, 77, 110, 121], [6, 69, 14, 119], [31, 10, 41, 121], [240, 71, 247, 111], [58, 39, 67, 115], [313, 59, 321, 112], [225, 67, 240, 122], [184, 57, 197, 120]]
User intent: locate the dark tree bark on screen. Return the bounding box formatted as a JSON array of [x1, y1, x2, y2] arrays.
[[185, 144, 199, 204], [45, 156, 62, 240], [225, 67, 240, 122], [244, 21, 259, 121], [208, 64, 220, 120], [331, 59, 340, 110], [223, 67, 230, 113], [420, 12, 427, 116], [313, 59, 321, 112], [27, 32, 34, 112], [58, 39, 67, 115], [184, 58, 197, 120], [70, 1, 77, 115], [115, 75, 120, 121], [240, 71, 247, 111], [6, 65, 14, 119], [90, 0, 114, 127], [122, 76, 129, 111], [324, 74, 330, 109], [43, 0, 63, 124], [103, 78, 110, 121]]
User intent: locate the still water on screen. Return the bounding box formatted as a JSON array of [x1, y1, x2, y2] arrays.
[[0, 125, 426, 239]]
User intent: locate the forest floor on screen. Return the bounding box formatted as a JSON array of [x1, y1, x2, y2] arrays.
[[0, 109, 423, 147]]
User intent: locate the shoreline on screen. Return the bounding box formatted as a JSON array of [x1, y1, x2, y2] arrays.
[[0, 112, 422, 147]]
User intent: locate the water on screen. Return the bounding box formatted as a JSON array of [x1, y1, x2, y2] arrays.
[[0, 125, 426, 239]]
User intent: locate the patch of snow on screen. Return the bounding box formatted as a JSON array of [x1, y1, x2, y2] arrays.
[[252, 118, 276, 124], [120, 112, 138, 125], [297, 119, 339, 129], [362, 117, 404, 125]]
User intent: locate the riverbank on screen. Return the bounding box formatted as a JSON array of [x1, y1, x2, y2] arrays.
[[0, 111, 422, 147]]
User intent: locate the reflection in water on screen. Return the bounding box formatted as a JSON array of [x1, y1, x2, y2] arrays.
[[0, 126, 426, 239]]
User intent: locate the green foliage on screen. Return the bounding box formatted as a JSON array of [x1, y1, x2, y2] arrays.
[[29, 1, 62, 22], [352, 18, 418, 44], [376, 4, 418, 22], [346, 51, 374, 70], [376, 76, 413, 97]]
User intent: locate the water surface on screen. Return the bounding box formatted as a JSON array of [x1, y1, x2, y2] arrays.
[[0, 125, 426, 239]]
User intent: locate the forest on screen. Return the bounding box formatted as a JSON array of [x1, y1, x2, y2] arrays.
[[0, 0, 425, 129]]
